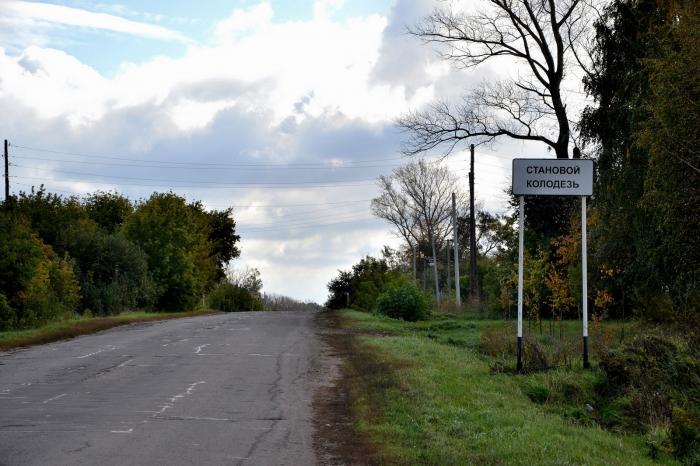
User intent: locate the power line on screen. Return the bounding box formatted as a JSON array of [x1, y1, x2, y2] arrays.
[[240, 215, 380, 233], [11, 154, 406, 171], [11, 169, 378, 188], [241, 207, 370, 227], [10, 143, 411, 167], [12, 181, 375, 208]]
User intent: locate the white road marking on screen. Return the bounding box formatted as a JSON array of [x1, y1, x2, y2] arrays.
[[248, 353, 274, 357], [194, 344, 210, 354], [110, 428, 133, 434], [42, 393, 67, 404], [116, 358, 133, 368], [154, 381, 206, 416], [75, 345, 117, 359]]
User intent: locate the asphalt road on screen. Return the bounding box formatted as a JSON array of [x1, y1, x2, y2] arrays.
[[0, 311, 326, 466]]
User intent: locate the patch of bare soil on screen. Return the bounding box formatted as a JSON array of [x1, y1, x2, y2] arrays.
[[312, 311, 383, 466]]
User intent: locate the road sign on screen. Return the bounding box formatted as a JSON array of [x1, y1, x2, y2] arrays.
[[512, 157, 594, 371], [512, 158, 593, 196]]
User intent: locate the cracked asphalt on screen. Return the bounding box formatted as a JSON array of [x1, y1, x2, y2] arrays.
[[0, 311, 325, 466]]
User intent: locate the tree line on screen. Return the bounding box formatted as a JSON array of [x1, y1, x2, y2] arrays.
[[0, 188, 245, 330]]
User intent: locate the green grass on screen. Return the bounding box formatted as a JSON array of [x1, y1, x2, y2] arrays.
[[337, 309, 676, 465], [0, 309, 220, 351]]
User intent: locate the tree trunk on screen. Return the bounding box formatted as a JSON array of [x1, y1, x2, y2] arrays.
[[411, 245, 417, 283], [551, 86, 570, 159]]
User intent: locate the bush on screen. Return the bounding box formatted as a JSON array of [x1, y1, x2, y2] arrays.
[[599, 334, 700, 461], [0, 293, 15, 331], [375, 282, 429, 322], [208, 282, 262, 312]]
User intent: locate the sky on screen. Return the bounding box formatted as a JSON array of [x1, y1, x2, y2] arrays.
[[0, 0, 587, 303]]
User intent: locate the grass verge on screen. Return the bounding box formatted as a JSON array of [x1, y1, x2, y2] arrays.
[[0, 309, 220, 351], [333, 309, 677, 465]]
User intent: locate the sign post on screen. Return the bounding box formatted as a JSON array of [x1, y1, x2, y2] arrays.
[[581, 196, 589, 368], [512, 158, 593, 371], [517, 196, 524, 371]]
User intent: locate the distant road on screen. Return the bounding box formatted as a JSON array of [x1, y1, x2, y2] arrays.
[[0, 311, 324, 466]]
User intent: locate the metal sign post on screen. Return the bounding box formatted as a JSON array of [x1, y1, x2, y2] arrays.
[[517, 196, 525, 371], [582, 196, 589, 368], [512, 158, 594, 371]]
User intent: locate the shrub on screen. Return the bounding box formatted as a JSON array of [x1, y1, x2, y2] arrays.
[[0, 293, 15, 331], [599, 334, 700, 461], [375, 282, 429, 322], [208, 282, 262, 312]]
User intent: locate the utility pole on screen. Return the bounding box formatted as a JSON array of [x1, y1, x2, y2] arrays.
[[4, 139, 9, 205], [469, 144, 479, 302], [446, 239, 451, 298], [452, 192, 461, 307]]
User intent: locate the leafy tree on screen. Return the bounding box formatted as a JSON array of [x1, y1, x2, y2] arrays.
[[325, 256, 406, 310], [21, 247, 81, 326], [15, 187, 88, 250], [581, 0, 699, 317], [326, 270, 353, 309], [124, 193, 211, 311], [0, 212, 44, 310], [84, 191, 133, 233], [0, 211, 80, 329], [638, 2, 700, 313], [62, 219, 153, 315], [205, 208, 241, 281]]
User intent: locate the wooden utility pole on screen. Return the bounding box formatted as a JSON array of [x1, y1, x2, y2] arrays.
[[452, 192, 461, 307], [469, 144, 479, 302], [4, 140, 9, 205]]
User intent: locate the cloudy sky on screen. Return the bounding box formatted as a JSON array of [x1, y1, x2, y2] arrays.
[[0, 0, 586, 303]]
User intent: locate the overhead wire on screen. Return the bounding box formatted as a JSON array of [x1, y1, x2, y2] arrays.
[[240, 207, 371, 227], [10, 144, 413, 167], [10, 154, 408, 171], [11, 173, 378, 189], [8, 141, 514, 236], [12, 182, 375, 209], [241, 215, 381, 233]]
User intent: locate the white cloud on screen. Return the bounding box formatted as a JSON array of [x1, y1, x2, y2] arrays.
[[1, 1, 190, 42], [314, 0, 346, 20], [214, 2, 274, 43], [169, 98, 237, 132]]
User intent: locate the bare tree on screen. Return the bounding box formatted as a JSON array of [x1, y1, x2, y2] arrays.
[[226, 266, 263, 295], [371, 175, 421, 282], [398, 0, 592, 159], [396, 160, 465, 303]]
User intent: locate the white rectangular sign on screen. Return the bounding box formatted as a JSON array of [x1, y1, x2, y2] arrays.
[[512, 158, 593, 196]]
